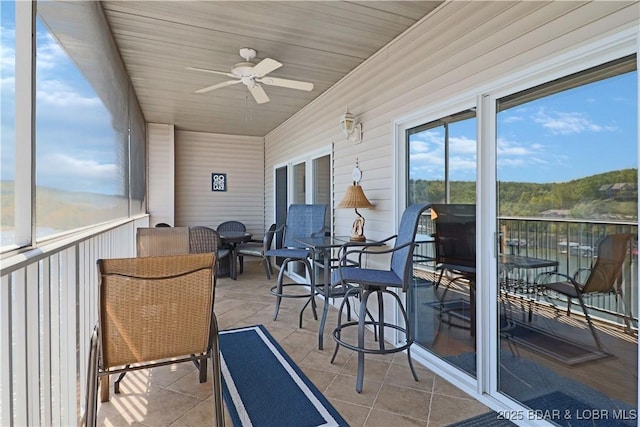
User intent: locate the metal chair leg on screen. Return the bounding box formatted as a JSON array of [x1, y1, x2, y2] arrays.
[[84, 327, 99, 427], [210, 317, 225, 427], [355, 289, 372, 393]]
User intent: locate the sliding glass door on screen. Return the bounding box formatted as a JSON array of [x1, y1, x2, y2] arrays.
[[399, 46, 637, 417], [406, 109, 478, 377], [274, 150, 331, 281], [495, 55, 638, 417]]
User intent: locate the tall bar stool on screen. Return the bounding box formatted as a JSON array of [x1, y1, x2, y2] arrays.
[[331, 203, 429, 392], [266, 204, 327, 328]]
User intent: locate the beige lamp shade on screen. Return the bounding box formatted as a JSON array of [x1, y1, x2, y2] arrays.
[[337, 184, 373, 209], [338, 184, 373, 241]]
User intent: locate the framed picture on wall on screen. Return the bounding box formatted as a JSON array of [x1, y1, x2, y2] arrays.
[[212, 173, 227, 192]]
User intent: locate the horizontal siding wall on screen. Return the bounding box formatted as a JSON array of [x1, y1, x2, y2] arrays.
[[147, 123, 175, 226], [264, 1, 638, 266], [175, 130, 265, 235]]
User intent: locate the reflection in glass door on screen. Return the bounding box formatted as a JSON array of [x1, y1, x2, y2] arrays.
[[278, 153, 331, 279], [406, 109, 478, 378], [291, 161, 306, 204], [496, 56, 637, 417], [313, 155, 331, 233], [274, 166, 288, 264]]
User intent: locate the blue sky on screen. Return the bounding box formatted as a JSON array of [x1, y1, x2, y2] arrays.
[[2, 3, 124, 195], [409, 71, 637, 184]]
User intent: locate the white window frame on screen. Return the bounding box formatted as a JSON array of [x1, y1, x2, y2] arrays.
[[272, 145, 332, 283], [394, 26, 639, 417]]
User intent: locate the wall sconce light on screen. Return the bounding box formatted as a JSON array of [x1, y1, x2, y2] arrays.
[[339, 106, 362, 143]]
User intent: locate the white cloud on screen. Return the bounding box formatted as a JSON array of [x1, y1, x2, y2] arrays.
[[39, 153, 118, 178], [533, 109, 617, 135], [501, 115, 523, 124], [497, 138, 551, 169], [498, 139, 534, 156], [409, 132, 477, 180], [450, 136, 476, 154], [449, 156, 476, 171], [36, 32, 67, 72], [37, 79, 101, 107], [2, 24, 16, 95], [37, 153, 122, 194]]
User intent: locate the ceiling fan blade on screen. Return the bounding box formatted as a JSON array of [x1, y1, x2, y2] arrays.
[[258, 77, 314, 91], [186, 67, 235, 78], [251, 58, 282, 77], [194, 79, 241, 94], [248, 83, 270, 104]]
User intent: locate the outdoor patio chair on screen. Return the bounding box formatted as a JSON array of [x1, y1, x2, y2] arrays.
[[84, 253, 224, 427], [136, 226, 190, 257], [330, 203, 429, 393], [236, 223, 277, 279], [430, 204, 477, 331], [266, 204, 327, 327], [217, 220, 247, 233], [189, 226, 232, 279], [217, 220, 246, 252], [534, 233, 634, 351]]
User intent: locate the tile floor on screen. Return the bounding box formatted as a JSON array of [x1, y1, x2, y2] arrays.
[[96, 259, 491, 426]]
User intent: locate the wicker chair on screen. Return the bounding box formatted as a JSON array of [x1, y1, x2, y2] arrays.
[[84, 253, 224, 427], [136, 226, 190, 257], [188, 226, 232, 278], [217, 220, 247, 234], [216, 221, 247, 277]]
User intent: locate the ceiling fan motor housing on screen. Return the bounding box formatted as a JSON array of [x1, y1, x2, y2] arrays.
[[239, 47, 257, 61], [232, 62, 256, 77]]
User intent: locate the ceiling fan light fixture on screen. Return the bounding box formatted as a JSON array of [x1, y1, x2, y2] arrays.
[[188, 47, 314, 104]]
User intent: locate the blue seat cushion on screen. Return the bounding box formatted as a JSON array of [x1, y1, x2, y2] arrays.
[[332, 267, 403, 289], [266, 248, 310, 259], [217, 248, 231, 259]]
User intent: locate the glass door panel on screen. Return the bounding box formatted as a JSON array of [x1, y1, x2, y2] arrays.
[[274, 166, 288, 265], [407, 109, 478, 378], [292, 161, 306, 204], [313, 155, 331, 233], [290, 161, 307, 276], [312, 154, 331, 284], [496, 56, 638, 417]]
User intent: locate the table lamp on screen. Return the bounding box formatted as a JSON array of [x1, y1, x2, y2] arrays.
[[337, 163, 373, 241]]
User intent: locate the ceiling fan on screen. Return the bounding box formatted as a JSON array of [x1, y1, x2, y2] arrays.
[[187, 48, 314, 104]]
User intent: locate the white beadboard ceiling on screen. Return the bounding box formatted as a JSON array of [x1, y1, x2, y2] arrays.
[[101, 1, 442, 137]]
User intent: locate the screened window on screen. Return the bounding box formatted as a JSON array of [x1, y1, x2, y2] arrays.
[[1, 1, 16, 249], [32, 1, 144, 241]]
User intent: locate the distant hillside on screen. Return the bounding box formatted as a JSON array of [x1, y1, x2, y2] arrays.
[[409, 168, 638, 221], [1, 181, 129, 232]]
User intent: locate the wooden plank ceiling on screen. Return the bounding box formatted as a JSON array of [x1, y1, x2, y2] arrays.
[[101, 1, 442, 136]]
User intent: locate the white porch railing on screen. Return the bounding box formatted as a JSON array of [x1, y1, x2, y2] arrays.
[[0, 216, 149, 426]]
